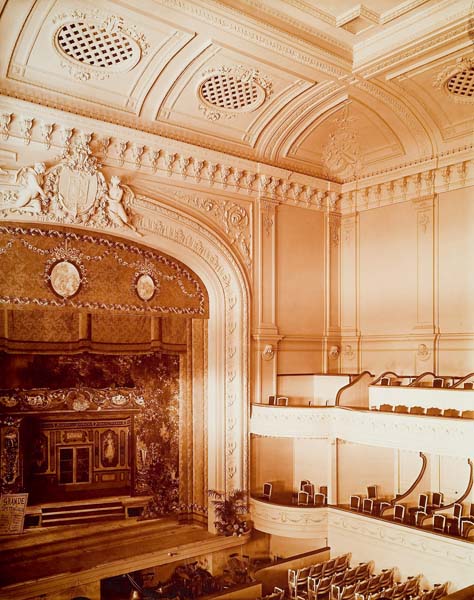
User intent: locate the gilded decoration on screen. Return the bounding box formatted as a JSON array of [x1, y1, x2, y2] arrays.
[[0, 225, 208, 316]]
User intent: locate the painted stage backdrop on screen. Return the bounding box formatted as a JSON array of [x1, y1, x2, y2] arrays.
[[0, 351, 180, 514]]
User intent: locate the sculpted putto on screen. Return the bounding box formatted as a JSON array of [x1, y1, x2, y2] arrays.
[[0, 162, 47, 214], [104, 175, 141, 235]]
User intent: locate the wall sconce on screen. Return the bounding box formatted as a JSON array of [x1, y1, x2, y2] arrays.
[[329, 345, 340, 360], [262, 344, 275, 361]]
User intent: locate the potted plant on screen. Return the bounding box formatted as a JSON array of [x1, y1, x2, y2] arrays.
[[208, 489, 250, 536]]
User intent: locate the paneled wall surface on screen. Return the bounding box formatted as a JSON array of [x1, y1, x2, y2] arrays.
[[340, 187, 474, 375]]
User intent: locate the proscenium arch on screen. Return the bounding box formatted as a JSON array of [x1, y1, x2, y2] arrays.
[[0, 193, 250, 527]]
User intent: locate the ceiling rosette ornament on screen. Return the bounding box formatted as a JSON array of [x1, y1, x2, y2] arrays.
[[198, 65, 273, 121], [52, 10, 148, 81], [433, 58, 474, 104]]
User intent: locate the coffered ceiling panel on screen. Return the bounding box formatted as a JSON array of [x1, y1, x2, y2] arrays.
[[0, 0, 472, 183], [4, 0, 192, 114]]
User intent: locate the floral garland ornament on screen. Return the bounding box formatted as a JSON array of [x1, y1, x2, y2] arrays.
[[208, 489, 250, 536]]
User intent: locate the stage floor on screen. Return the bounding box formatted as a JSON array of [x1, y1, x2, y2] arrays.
[[0, 516, 250, 600]]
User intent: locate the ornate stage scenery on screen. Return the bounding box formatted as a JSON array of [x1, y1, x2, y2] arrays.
[[0, 1, 473, 600]]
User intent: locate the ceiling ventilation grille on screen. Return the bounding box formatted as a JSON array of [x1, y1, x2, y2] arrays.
[[447, 67, 474, 98], [56, 22, 140, 71], [200, 73, 265, 112]]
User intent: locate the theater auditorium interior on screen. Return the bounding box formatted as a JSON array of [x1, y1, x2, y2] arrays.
[[0, 0, 473, 599]]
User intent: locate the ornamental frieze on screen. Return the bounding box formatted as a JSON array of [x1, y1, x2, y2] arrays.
[[0, 387, 145, 412], [0, 224, 208, 316]]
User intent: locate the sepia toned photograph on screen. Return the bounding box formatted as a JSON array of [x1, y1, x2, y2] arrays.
[[0, 1, 473, 599]]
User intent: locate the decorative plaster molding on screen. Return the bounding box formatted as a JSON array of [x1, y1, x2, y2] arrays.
[[172, 190, 252, 268], [433, 57, 474, 105], [156, 0, 349, 77], [250, 498, 328, 538], [52, 9, 149, 82], [250, 405, 474, 457], [322, 108, 363, 182], [340, 157, 474, 214], [328, 509, 474, 571], [0, 140, 141, 236]]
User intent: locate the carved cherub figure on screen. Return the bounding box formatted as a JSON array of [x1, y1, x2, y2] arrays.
[[104, 175, 141, 235], [0, 162, 47, 214]]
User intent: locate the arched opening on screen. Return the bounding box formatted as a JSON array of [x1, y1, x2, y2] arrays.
[[0, 205, 250, 529]]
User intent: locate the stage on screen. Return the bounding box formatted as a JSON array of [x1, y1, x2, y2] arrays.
[[0, 516, 251, 600]]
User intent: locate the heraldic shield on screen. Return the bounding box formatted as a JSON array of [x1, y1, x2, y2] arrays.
[[57, 166, 99, 219]]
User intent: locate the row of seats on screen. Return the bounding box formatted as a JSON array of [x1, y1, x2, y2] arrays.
[[288, 553, 353, 599], [290, 558, 448, 600], [329, 569, 395, 600], [349, 492, 474, 538], [375, 405, 474, 418]]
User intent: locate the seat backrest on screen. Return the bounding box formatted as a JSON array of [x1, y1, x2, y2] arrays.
[[433, 377, 444, 388], [324, 558, 337, 577], [379, 501, 391, 516], [343, 567, 358, 585], [350, 495, 361, 510], [310, 562, 325, 579], [314, 492, 326, 507], [394, 404, 408, 413], [268, 395, 276, 405], [443, 408, 460, 418], [298, 491, 310, 505], [303, 483, 315, 496], [418, 493, 428, 510], [464, 382, 474, 389], [355, 562, 372, 580], [380, 403, 393, 412], [453, 502, 463, 519], [380, 377, 391, 386], [431, 491, 443, 507], [433, 513, 446, 532], [317, 575, 336, 595], [426, 407, 442, 416], [362, 498, 373, 514], [263, 482, 272, 499], [410, 406, 425, 415], [320, 485, 328, 497], [300, 479, 311, 490], [394, 503, 405, 521], [367, 485, 377, 499], [334, 552, 351, 572], [461, 410, 474, 418], [276, 396, 288, 406]]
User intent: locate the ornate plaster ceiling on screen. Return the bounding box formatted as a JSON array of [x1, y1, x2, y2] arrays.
[[0, 0, 472, 183]]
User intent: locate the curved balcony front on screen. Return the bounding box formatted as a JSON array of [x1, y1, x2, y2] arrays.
[[250, 497, 328, 539], [250, 405, 473, 457]]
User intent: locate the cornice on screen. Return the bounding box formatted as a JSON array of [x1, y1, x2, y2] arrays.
[[353, 2, 473, 75], [159, 0, 351, 75], [0, 97, 343, 214], [339, 153, 474, 214]]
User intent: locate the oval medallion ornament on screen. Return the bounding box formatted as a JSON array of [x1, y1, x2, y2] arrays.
[[50, 261, 81, 298], [136, 274, 156, 301]]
